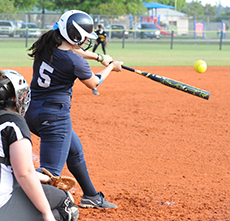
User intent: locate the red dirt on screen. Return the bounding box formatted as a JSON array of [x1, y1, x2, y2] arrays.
[[7, 66, 230, 220]]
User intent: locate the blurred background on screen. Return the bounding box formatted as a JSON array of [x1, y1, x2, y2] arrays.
[[0, 0, 229, 42]]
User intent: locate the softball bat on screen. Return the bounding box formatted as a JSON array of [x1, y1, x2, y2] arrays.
[[122, 65, 210, 100]]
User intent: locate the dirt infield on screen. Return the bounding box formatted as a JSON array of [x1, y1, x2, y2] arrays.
[[8, 66, 230, 220]]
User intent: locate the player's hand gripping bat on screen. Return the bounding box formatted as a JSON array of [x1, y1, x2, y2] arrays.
[[122, 65, 210, 100]]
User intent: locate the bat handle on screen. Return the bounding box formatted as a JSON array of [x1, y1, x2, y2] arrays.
[[122, 65, 135, 72]]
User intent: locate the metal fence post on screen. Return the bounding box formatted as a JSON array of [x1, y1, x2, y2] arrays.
[[219, 30, 223, 50], [25, 14, 28, 48], [122, 29, 125, 49], [25, 27, 28, 48], [170, 29, 174, 50]]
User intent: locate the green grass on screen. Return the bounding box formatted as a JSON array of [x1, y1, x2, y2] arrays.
[[0, 40, 34, 67], [0, 39, 229, 67], [89, 41, 230, 67]]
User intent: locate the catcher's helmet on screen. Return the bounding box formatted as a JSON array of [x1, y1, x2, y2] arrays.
[[57, 10, 97, 48], [0, 70, 30, 116]]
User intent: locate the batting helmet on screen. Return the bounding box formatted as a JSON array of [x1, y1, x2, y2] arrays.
[[98, 24, 103, 29], [57, 10, 97, 48]]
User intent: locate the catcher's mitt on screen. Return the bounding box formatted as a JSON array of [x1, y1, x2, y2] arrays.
[[40, 168, 77, 191]]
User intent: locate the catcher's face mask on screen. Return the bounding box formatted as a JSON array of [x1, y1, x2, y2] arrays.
[[0, 70, 30, 116]]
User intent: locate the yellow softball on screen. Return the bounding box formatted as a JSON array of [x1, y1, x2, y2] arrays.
[[194, 60, 207, 73]]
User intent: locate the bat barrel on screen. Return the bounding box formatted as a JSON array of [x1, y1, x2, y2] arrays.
[[147, 73, 210, 100], [122, 65, 210, 100]]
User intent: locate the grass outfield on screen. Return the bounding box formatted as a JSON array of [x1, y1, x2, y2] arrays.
[[0, 39, 229, 67]]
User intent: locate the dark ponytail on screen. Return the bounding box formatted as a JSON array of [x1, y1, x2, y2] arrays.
[[27, 29, 65, 62]]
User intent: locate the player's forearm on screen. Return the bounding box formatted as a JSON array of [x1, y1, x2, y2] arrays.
[[96, 62, 114, 82], [78, 50, 104, 63], [81, 61, 122, 88], [73, 47, 113, 66], [10, 139, 54, 218], [74, 48, 98, 60], [95, 60, 123, 84], [81, 63, 114, 89], [15, 170, 54, 218]]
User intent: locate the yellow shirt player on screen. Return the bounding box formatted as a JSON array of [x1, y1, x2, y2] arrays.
[[92, 24, 108, 55]]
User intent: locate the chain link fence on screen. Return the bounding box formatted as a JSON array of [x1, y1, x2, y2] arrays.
[[0, 13, 229, 45]]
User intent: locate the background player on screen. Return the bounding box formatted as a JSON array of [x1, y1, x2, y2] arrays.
[[92, 24, 108, 55]]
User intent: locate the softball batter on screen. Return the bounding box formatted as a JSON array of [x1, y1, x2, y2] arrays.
[[25, 10, 123, 209]]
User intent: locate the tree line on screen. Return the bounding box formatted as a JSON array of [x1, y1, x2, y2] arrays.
[[0, 0, 229, 19]]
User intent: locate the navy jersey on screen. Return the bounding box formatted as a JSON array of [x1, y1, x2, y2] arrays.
[[0, 109, 31, 208], [95, 30, 107, 43], [30, 48, 93, 103]]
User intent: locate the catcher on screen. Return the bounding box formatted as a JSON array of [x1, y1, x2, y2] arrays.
[[0, 69, 78, 221]]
